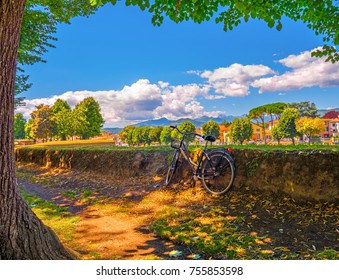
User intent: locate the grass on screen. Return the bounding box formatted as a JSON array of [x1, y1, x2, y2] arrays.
[[15, 139, 339, 152], [17, 171, 53, 187], [150, 203, 339, 260], [16, 139, 172, 152], [21, 189, 80, 245], [151, 205, 271, 260]]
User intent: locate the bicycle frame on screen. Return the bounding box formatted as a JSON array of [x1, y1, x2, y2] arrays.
[[174, 131, 213, 179]]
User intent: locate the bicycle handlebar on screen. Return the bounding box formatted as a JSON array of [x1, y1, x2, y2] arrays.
[[169, 125, 203, 139]]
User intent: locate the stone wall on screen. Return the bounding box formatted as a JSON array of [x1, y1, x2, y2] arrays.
[[231, 149, 339, 202], [15, 147, 339, 202]]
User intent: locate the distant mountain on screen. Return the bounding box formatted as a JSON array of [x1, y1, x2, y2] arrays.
[[134, 115, 244, 128], [133, 117, 171, 127], [102, 127, 122, 134], [102, 115, 244, 132]]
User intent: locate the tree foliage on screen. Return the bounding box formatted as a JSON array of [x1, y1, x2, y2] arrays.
[[119, 125, 161, 145], [14, 113, 26, 139], [271, 125, 285, 144], [24, 118, 34, 140], [248, 104, 267, 143], [51, 99, 72, 140], [72, 97, 104, 139], [30, 104, 57, 141], [249, 102, 288, 143], [265, 102, 288, 121], [289, 101, 319, 118], [172, 121, 196, 142], [229, 117, 253, 144], [131, 127, 143, 145], [296, 117, 326, 144], [276, 108, 300, 144], [160, 126, 173, 144], [17, 1, 99, 94], [120, 125, 134, 144], [149, 126, 163, 143], [202, 120, 220, 139]]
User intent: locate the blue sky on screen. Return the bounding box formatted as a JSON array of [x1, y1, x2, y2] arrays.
[[18, 3, 339, 127]]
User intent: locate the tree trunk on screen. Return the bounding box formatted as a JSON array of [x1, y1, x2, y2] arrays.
[[0, 0, 75, 259]]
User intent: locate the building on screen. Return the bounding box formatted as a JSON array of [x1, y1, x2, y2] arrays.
[[251, 122, 265, 142], [219, 125, 230, 143], [329, 118, 339, 137], [265, 120, 279, 141]]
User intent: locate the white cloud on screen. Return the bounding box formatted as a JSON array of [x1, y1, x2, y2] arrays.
[[196, 63, 275, 96], [16, 79, 224, 127], [153, 83, 222, 120], [252, 48, 339, 93]]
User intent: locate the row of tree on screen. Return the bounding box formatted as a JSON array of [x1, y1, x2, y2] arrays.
[[14, 97, 104, 141], [230, 102, 325, 144], [116, 101, 325, 146], [119, 119, 222, 146], [16, 99, 326, 144]]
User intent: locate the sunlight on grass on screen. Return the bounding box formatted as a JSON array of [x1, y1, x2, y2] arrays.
[[151, 206, 273, 260], [21, 189, 80, 245]]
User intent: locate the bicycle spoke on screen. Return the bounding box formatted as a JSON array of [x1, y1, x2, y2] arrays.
[[201, 152, 235, 195]]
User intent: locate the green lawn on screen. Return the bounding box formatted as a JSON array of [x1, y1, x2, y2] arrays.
[[16, 139, 339, 152]]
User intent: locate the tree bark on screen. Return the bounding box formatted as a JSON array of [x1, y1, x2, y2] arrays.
[[0, 0, 75, 259]]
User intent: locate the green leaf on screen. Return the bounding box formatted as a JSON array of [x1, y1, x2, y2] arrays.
[[169, 250, 183, 257], [267, 19, 275, 28], [244, 14, 249, 22], [276, 22, 282, 31], [90, 0, 102, 6]]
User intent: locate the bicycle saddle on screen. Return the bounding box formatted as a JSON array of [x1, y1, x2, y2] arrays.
[[203, 135, 216, 142]]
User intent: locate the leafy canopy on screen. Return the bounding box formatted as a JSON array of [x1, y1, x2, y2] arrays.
[[14, 113, 27, 139], [296, 117, 326, 143], [202, 120, 220, 139], [73, 97, 105, 139], [16, 1, 99, 99], [30, 104, 57, 140], [160, 126, 174, 144], [229, 117, 253, 144], [276, 108, 300, 143], [288, 101, 319, 118], [172, 121, 196, 142]]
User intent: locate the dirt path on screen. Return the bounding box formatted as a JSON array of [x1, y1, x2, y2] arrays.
[[17, 165, 196, 260], [73, 206, 190, 260]]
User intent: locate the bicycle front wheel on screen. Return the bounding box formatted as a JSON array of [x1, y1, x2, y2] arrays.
[[201, 152, 235, 195], [165, 149, 180, 186]]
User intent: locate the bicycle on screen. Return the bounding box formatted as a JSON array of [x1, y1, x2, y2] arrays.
[[165, 125, 236, 195]]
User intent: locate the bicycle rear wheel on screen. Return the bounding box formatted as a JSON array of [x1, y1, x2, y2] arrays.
[[201, 152, 235, 195], [165, 149, 180, 186]]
